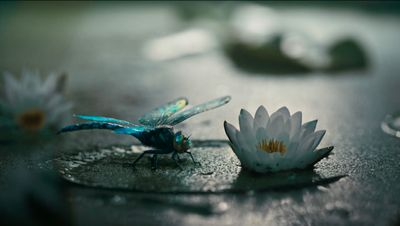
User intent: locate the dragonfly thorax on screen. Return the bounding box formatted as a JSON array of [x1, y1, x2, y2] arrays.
[[173, 131, 192, 153]]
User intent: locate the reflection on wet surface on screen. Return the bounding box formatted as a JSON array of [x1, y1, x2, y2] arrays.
[[381, 111, 400, 138], [47, 141, 343, 193]]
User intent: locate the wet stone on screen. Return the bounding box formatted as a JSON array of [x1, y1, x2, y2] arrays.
[[50, 141, 343, 193]]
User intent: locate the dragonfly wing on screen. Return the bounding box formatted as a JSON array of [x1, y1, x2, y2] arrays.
[[165, 96, 231, 126], [74, 114, 134, 125], [113, 126, 148, 135], [58, 122, 150, 138], [138, 97, 188, 126]]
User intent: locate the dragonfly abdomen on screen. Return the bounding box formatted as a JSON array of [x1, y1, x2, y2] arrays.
[[58, 122, 124, 134]]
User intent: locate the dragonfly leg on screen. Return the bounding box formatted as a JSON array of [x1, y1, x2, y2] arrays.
[[132, 152, 146, 167], [132, 149, 166, 168], [176, 153, 183, 162], [187, 151, 201, 166], [151, 154, 158, 170], [172, 152, 183, 170]]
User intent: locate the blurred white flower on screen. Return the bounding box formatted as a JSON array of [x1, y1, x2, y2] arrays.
[[224, 106, 333, 173], [0, 71, 72, 135]]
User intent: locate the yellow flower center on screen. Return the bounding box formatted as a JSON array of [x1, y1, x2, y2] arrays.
[[256, 139, 287, 154], [16, 109, 46, 131]]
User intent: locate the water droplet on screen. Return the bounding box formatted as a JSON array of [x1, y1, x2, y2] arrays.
[[246, 190, 256, 196], [111, 195, 126, 205], [317, 185, 330, 192], [325, 201, 350, 218], [381, 112, 400, 138], [214, 201, 229, 213], [200, 171, 214, 175]]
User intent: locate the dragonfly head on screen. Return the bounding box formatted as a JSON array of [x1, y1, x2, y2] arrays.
[[173, 131, 192, 153]]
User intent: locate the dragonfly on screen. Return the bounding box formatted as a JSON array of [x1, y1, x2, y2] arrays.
[[58, 96, 231, 170]]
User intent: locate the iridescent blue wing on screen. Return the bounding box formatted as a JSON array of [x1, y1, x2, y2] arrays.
[[138, 97, 188, 126], [164, 96, 231, 126], [59, 114, 150, 138], [58, 122, 150, 139], [73, 114, 134, 126]]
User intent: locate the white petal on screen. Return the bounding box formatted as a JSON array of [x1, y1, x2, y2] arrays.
[[46, 102, 73, 126], [298, 132, 317, 154], [236, 130, 251, 153], [230, 142, 244, 163], [224, 121, 246, 164], [3, 73, 21, 104], [253, 105, 269, 130], [232, 131, 243, 153], [265, 152, 285, 172], [236, 132, 254, 165], [287, 141, 300, 154], [309, 130, 326, 151], [270, 106, 290, 122], [239, 109, 256, 146], [291, 136, 316, 168], [42, 73, 67, 95], [285, 141, 301, 167], [250, 151, 265, 171], [236, 130, 260, 168], [302, 146, 334, 169], [239, 109, 254, 131], [255, 127, 268, 143], [229, 133, 244, 164], [289, 111, 302, 142], [224, 121, 239, 148], [248, 150, 270, 173], [278, 106, 290, 122], [46, 95, 63, 110], [279, 119, 291, 143], [301, 120, 318, 139], [267, 115, 284, 139], [314, 146, 334, 161], [41, 73, 58, 94], [296, 130, 328, 168]]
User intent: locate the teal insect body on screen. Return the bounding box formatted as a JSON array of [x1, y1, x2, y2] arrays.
[[58, 96, 231, 169]]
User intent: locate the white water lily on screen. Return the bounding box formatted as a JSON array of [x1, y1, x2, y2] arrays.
[[224, 106, 333, 173], [0, 71, 72, 136]]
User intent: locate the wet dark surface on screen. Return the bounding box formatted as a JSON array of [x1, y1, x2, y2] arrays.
[[1, 2, 400, 226], [47, 141, 343, 193]]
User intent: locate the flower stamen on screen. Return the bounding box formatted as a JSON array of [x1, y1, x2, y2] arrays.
[[16, 109, 46, 131], [256, 139, 287, 154]]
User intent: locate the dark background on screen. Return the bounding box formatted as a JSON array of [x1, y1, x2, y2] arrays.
[[0, 2, 400, 226]]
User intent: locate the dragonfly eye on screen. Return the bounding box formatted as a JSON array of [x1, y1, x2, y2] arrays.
[[175, 133, 183, 144], [174, 132, 190, 152]]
